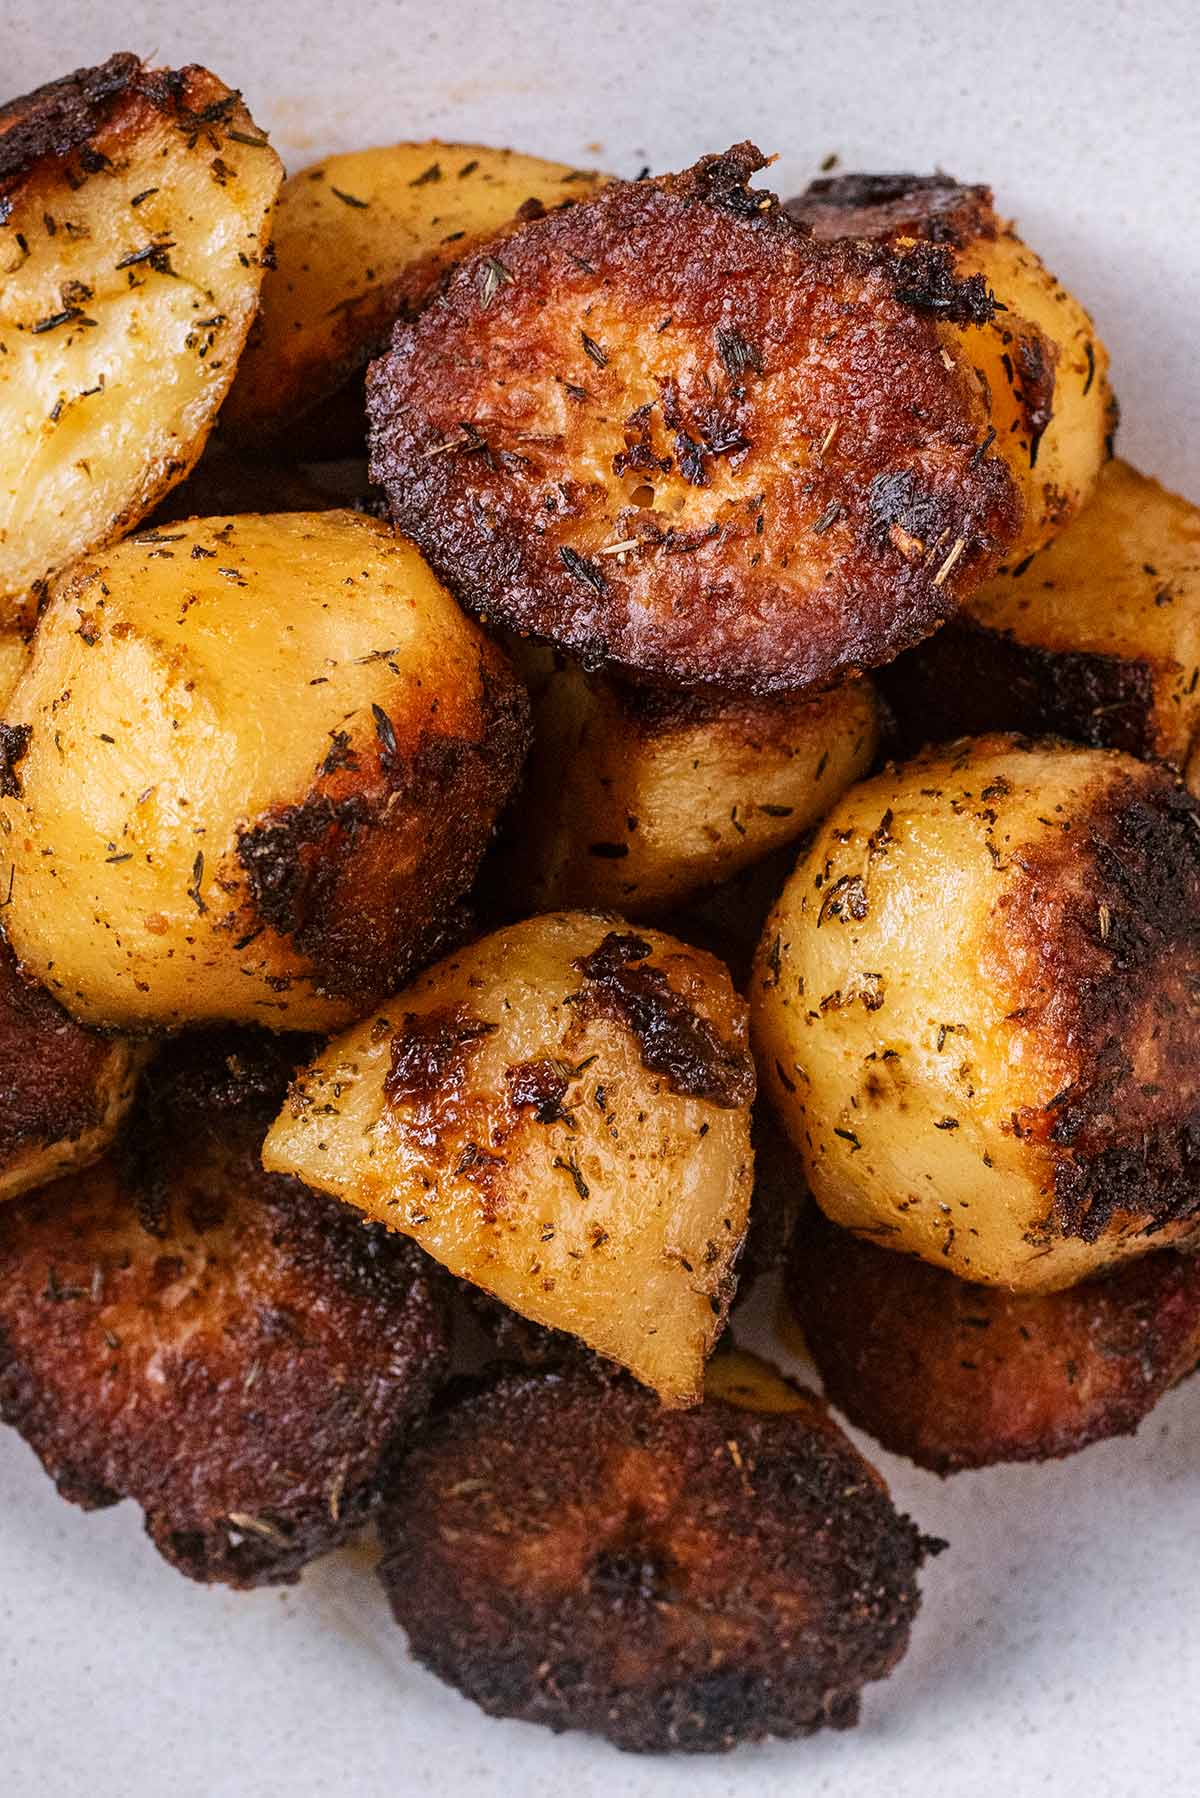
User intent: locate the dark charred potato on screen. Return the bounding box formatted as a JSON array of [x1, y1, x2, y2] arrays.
[[0, 55, 282, 628], [222, 143, 606, 454], [0, 510, 528, 1031], [789, 173, 1114, 564], [753, 736, 1200, 1290], [367, 143, 1025, 696], [264, 912, 754, 1404], [0, 1034, 450, 1585], [879, 459, 1200, 774], [788, 1205, 1200, 1472], [378, 1366, 930, 1752]]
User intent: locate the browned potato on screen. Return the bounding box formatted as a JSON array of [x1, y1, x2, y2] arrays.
[[497, 642, 880, 914], [753, 736, 1200, 1290], [0, 511, 527, 1031], [368, 143, 1026, 696], [378, 1366, 932, 1753], [221, 143, 606, 453], [0, 1032, 450, 1586], [264, 912, 755, 1403], [880, 460, 1200, 773], [0, 54, 282, 627], [789, 173, 1114, 563], [788, 1205, 1200, 1472]]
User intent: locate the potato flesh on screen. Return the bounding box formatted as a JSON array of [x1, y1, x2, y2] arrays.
[[0, 71, 281, 624], [264, 913, 754, 1403]]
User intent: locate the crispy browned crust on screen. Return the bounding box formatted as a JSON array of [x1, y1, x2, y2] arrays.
[[378, 1368, 929, 1752], [367, 144, 1022, 695], [787, 172, 997, 248], [0, 1037, 451, 1585], [788, 1206, 1200, 1472], [0, 933, 128, 1165]]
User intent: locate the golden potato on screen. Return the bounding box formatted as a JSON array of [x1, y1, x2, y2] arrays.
[[881, 460, 1200, 773], [497, 645, 880, 914], [0, 54, 282, 628], [0, 631, 28, 711], [0, 510, 528, 1032], [752, 736, 1200, 1290], [790, 173, 1114, 562], [264, 912, 755, 1403], [221, 143, 606, 451]]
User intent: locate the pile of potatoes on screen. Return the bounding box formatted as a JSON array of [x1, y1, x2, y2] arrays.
[[0, 51, 1197, 1758]]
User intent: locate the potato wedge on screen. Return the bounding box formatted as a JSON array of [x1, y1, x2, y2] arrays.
[[752, 736, 1200, 1290], [496, 643, 880, 914], [0, 54, 282, 628], [880, 460, 1200, 774], [221, 143, 606, 452], [790, 173, 1114, 563], [264, 912, 755, 1403], [0, 510, 528, 1031]]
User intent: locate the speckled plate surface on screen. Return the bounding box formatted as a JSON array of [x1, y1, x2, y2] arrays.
[[3, 4, 1199, 1793]]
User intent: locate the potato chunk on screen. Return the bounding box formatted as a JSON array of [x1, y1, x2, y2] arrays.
[[264, 912, 754, 1403], [753, 737, 1200, 1290], [0, 511, 528, 1031], [790, 173, 1114, 562], [368, 143, 1024, 695], [0, 54, 282, 627], [222, 142, 606, 452], [880, 460, 1200, 775], [497, 644, 880, 914]]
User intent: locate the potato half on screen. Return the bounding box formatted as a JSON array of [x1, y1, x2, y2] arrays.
[[880, 460, 1200, 775], [0, 54, 282, 628], [0, 510, 528, 1031], [221, 142, 606, 451], [752, 736, 1200, 1290], [497, 644, 880, 914], [264, 912, 755, 1403]]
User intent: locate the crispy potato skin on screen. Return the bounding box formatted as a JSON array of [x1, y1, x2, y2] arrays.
[[753, 737, 1200, 1289], [790, 173, 1114, 562], [0, 511, 528, 1031], [0, 56, 282, 626], [881, 460, 1200, 772], [264, 912, 754, 1404], [497, 642, 880, 914], [378, 1368, 929, 1753], [223, 143, 606, 452], [0, 1035, 450, 1585], [368, 144, 1023, 695], [788, 1206, 1200, 1472]]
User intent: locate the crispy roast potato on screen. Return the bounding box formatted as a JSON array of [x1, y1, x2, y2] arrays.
[[378, 1366, 931, 1753], [496, 642, 880, 914], [788, 1206, 1200, 1472], [0, 934, 143, 1203], [264, 912, 755, 1403], [752, 736, 1200, 1290], [367, 143, 1026, 696], [0, 1032, 450, 1586], [222, 143, 606, 453], [0, 510, 528, 1032], [880, 459, 1200, 774], [789, 173, 1114, 563], [0, 54, 282, 628]]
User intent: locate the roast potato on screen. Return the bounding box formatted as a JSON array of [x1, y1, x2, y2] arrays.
[[0, 54, 282, 628], [264, 912, 755, 1403], [378, 1366, 931, 1753], [752, 736, 1200, 1290], [790, 173, 1114, 563], [222, 143, 606, 452], [880, 459, 1200, 772], [0, 1031, 450, 1585], [368, 143, 1026, 696], [0, 510, 528, 1032], [788, 1205, 1200, 1472], [496, 643, 880, 914]]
